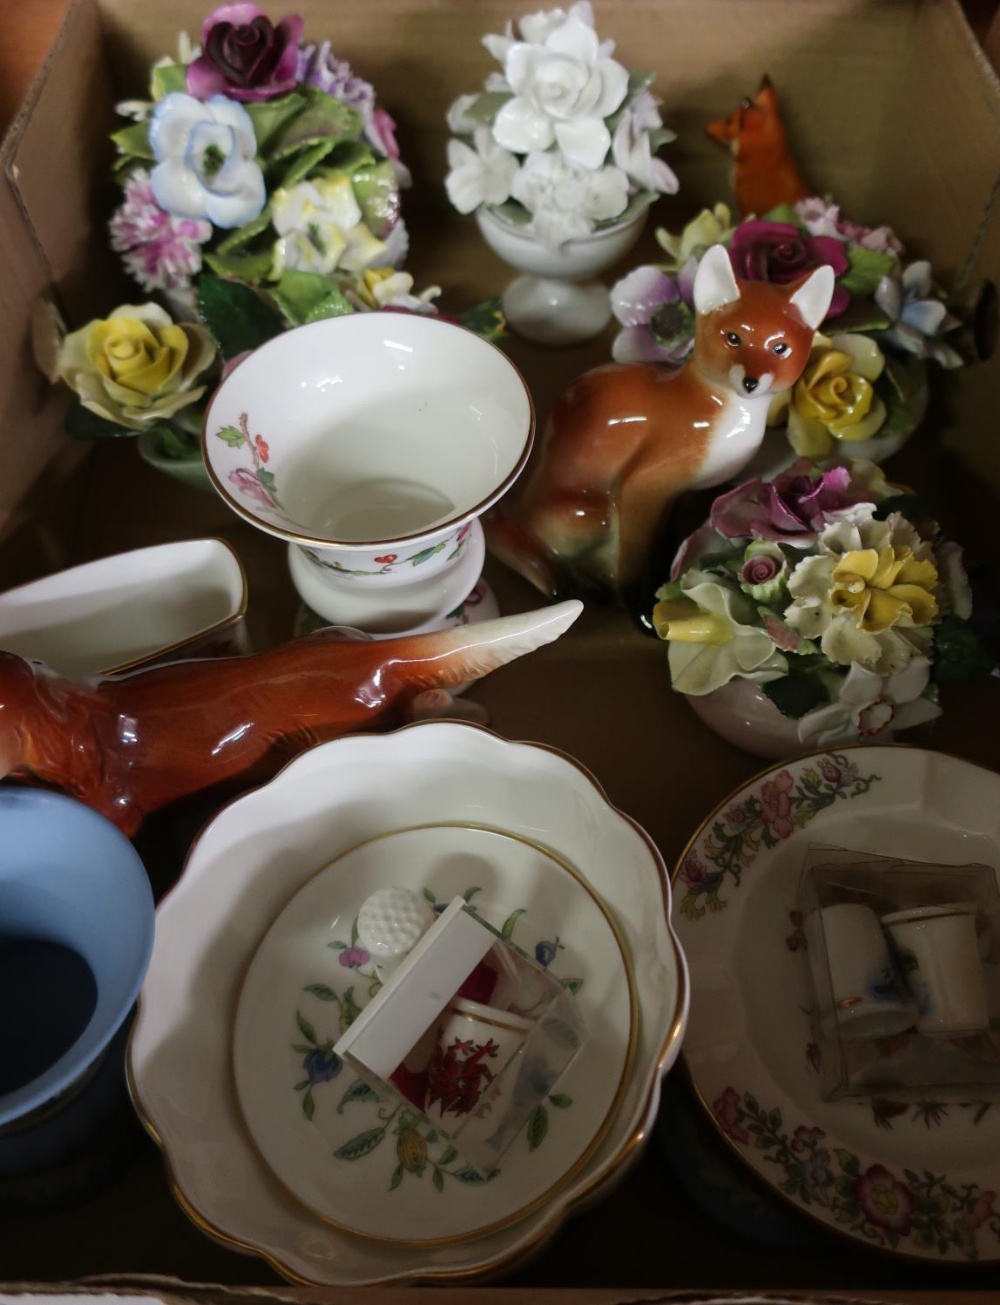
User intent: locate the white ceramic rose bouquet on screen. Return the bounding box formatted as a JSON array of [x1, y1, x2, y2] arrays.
[[653, 460, 992, 756], [444, 1, 678, 251]]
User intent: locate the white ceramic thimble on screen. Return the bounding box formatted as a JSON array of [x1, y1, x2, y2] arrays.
[[357, 887, 436, 974]]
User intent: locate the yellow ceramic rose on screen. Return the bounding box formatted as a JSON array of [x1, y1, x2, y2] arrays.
[[771, 333, 888, 459], [46, 303, 217, 431]]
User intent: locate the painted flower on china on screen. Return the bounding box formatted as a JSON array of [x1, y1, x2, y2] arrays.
[[728, 219, 850, 318], [712, 1087, 749, 1145], [108, 169, 213, 292], [773, 334, 888, 460], [187, 2, 303, 103], [874, 260, 964, 368], [49, 303, 217, 431], [854, 1164, 914, 1235], [230, 465, 277, 506], [492, 4, 630, 169], [445, 127, 520, 215], [270, 174, 386, 275], [510, 150, 629, 250], [149, 92, 266, 229], [610, 260, 696, 364], [302, 1046, 341, 1085], [760, 769, 794, 839]]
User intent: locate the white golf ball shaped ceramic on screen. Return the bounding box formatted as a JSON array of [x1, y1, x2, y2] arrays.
[[357, 886, 436, 961]]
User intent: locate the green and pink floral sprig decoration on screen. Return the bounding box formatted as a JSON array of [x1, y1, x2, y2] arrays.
[[611, 201, 967, 466], [653, 460, 992, 749], [444, 1, 679, 250]]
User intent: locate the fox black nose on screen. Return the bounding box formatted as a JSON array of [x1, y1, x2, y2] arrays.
[[742, 377, 759, 393]]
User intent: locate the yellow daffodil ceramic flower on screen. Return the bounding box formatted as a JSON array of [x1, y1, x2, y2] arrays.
[[771, 332, 888, 459], [655, 203, 734, 273], [40, 302, 217, 431]]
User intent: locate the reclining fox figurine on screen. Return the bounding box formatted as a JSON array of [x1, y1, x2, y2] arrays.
[[487, 245, 834, 601]]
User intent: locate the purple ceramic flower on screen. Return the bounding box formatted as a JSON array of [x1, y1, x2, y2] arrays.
[[740, 550, 783, 590], [854, 1163, 914, 1235], [610, 259, 696, 364], [728, 219, 850, 319], [108, 170, 212, 292], [794, 197, 903, 256], [709, 461, 854, 547], [338, 945, 371, 969], [187, 3, 303, 103]]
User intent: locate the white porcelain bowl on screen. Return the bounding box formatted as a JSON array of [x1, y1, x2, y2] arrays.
[[129, 722, 688, 1284], [0, 539, 247, 676]]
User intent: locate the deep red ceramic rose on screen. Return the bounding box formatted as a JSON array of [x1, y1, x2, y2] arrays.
[[728, 219, 850, 318], [187, 2, 304, 103]]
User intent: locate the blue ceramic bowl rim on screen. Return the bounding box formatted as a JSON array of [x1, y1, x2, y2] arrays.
[[0, 788, 155, 1127]]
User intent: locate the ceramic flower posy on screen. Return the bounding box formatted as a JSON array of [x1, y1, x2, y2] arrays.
[[653, 459, 993, 749], [611, 198, 966, 462], [444, 1, 678, 251]]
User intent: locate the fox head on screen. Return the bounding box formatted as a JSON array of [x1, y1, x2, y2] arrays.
[[705, 75, 783, 157], [690, 245, 834, 398]]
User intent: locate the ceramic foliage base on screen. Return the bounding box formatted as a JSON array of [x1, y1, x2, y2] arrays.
[[136, 430, 212, 491]]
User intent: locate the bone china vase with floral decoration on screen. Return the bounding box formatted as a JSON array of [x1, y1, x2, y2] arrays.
[[445, 2, 679, 344]]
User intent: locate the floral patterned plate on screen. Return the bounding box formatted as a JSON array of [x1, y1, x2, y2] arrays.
[[232, 824, 635, 1244], [129, 722, 687, 1284], [674, 745, 1000, 1263]]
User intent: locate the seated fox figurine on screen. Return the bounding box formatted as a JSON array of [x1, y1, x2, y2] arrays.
[[0, 601, 580, 836], [705, 75, 813, 217], [487, 245, 834, 601]]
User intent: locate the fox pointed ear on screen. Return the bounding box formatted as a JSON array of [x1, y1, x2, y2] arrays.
[[789, 264, 835, 330], [693, 244, 740, 316]]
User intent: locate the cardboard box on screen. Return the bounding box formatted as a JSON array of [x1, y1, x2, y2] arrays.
[[3, 0, 1000, 1295]]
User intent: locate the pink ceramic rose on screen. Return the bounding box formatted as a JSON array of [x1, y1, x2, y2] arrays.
[[708, 461, 854, 547], [187, 3, 303, 103], [728, 219, 850, 318]]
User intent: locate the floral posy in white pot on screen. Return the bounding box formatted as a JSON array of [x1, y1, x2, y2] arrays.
[[445, 2, 679, 345]]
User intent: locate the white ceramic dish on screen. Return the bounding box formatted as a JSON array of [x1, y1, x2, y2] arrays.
[[0, 538, 247, 676], [129, 722, 687, 1284], [233, 824, 636, 1243], [674, 745, 1000, 1263]]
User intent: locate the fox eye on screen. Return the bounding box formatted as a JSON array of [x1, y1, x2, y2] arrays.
[[771, 341, 790, 357], [725, 331, 742, 347]]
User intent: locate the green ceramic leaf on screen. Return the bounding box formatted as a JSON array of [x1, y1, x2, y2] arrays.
[[760, 203, 803, 227], [202, 248, 275, 285], [838, 245, 896, 299], [526, 1104, 549, 1152], [598, 190, 655, 229], [336, 1078, 380, 1114], [257, 468, 278, 495], [245, 91, 308, 156], [152, 423, 201, 460], [462, 886, 481, 903], [272, 138, 337, 189], [626, 69, 656, 95], [422, 886, 437, 903], [271, 91, 363, 159], [304, 983, 340, 1001], [268, 270, 354, 327], [464, 92, 512, 125], [489, 200, 531, 226], [762, 674, 827, 720], [829, 299, 891, 335], [295, 1010, 318, 1044], [452, 1166, 492, 1184], [213, 425, 245, 448], [110, 120, 154, 161], [548, 1093, 573, 1109], [64, 401, 132, 440], [459, 296, 505, 342], [334, 1126, 386, 1161], [197, 275, 285, 358], [151, 63, 187, 98], [351, 160, 399, 238], [408, 542, 447, 567], [216, 207, 275, 256]]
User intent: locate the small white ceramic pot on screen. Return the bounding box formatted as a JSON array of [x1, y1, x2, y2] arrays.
[[203, 312, 534, 634], [881, 902, 991, 1036], [803, 903, 917, 1041], [476, 206, 648, 347], [683, 677, 900, 762]]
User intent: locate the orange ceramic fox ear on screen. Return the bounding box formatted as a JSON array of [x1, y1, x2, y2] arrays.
[[754, 74, 777, 107], [789, 265, 835, 330]]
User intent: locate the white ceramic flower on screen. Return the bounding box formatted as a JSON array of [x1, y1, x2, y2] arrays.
[[611, 89, 678, 194], [270, 175, 387, 275], [784, 508, 938, 673], [360, 268, 441, 313], [796, 657, 940, 749], [149, 93, 265, 229], [653, 573, 788, 696], [483, 3, 613, 62], [510, 150, 628, 249], [445, 127, 520, 214], [446, 93, 480, 135], [492, 6, 629, 169]]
